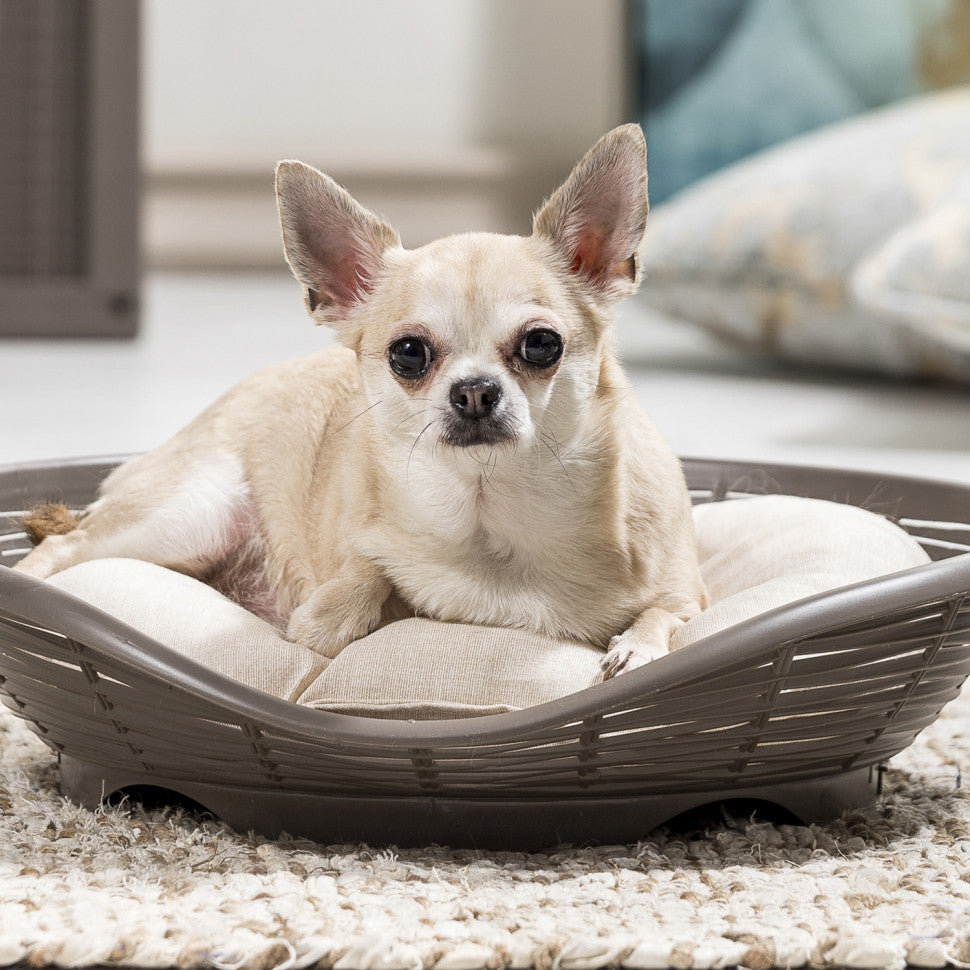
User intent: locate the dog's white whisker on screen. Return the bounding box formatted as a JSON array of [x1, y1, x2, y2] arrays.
[[406, 420, 438, 490], [482, 450, 499, 487], [533, 418, 579, 490], [319, 398, 385, 444], [386, 405, 436, 438]]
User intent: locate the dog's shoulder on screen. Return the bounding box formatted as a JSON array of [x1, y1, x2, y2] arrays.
[[216, 346, 360, 416], [201, 345, 364, 467], [238, 345, 358, 390]]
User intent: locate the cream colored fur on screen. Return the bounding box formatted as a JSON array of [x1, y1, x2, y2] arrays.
[[16, 125, 706, 675]]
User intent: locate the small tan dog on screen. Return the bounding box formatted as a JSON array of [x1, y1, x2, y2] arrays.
[[17, 124, 706, 676]]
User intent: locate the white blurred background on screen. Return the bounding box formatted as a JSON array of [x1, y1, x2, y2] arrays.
[[143, 0, 629, 267], [3, 0, 970, 485]]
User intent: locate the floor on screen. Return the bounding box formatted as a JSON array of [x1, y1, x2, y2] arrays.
[[3, 271, 970, 486]]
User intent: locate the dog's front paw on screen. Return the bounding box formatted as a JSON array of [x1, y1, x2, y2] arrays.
[[285, 567, 391, 659], [600, 630, 668, 680], [285, 600, 352, 659]]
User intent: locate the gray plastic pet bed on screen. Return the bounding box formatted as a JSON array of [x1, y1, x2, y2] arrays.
[[1, 456, 969, 850]]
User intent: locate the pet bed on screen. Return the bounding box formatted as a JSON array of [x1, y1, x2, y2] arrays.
[[1, 456, 969, 849]]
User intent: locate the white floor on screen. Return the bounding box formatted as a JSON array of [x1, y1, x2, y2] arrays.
[[3, 271, 970, 486]]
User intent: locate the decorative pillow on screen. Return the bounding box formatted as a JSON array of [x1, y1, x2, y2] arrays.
[[637, 0, 933, 204], [636, 85, 970, 381], [46, 497, 930, 719]]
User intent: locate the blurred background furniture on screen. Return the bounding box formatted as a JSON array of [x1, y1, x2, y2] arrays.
[[636, 0, 970, 382], [1, 0, 969, 483], [0, 0, 139, 337], [638, 0, 970, 204]]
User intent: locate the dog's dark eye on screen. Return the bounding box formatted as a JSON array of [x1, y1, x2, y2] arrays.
[[389, 337, 430, 378], [519, 329, 563, 368]]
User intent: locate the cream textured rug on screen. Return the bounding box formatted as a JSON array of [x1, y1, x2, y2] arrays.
[[2, 686, 969, 970]]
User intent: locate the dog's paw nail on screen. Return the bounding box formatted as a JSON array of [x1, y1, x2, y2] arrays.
[[600, 646, 633, 680]]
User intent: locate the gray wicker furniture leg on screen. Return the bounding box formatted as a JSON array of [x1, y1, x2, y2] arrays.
[[1, 456, 969, 849]]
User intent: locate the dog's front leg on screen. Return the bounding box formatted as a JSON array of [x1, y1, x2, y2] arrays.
[[601, 600, 703, 679], [286, 557, 392, 659]]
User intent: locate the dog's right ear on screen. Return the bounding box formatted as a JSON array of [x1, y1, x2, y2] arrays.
[[532, 124, 648, 304], [276, 161, 400, 332]]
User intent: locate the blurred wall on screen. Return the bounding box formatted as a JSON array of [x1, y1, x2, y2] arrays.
[[143, 0, 631, 269]]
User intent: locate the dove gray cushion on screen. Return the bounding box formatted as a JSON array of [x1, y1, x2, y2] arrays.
[[637, 86, 970, 381]]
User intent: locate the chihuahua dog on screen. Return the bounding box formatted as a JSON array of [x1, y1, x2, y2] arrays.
[[16, 125, 706, 676]]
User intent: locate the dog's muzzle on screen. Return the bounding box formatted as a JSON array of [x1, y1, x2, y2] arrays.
[[441, 377, 515, 447]]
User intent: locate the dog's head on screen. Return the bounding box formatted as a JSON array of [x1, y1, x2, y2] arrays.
[[276, 125, 647, 470]]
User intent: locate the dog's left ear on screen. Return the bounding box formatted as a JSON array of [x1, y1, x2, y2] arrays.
[[276, 160, 401, 333], [532, 124, 648, 303]]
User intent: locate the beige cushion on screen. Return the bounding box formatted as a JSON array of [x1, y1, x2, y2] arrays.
[[301, 619, 602, 719], [671, 496, 929, 648], [637, 85, 970, 381], [46, 563, 603, 719], [47, 496, 930, 719], [45, 559, 327, 703]]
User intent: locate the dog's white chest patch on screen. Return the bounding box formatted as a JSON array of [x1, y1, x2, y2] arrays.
[[362, 458, 637, 643], [374, 521, 630, 645]]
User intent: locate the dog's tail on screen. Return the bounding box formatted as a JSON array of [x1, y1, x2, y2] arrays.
[[21, 502, 81, 545]]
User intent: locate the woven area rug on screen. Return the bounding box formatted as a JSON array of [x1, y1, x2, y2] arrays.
[[2, 686, 969, 970]]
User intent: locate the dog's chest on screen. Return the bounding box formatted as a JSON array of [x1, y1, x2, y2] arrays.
[[368, 490, 636, 643]]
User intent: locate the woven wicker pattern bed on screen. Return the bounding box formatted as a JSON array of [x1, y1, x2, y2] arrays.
[[2, 456, 969, 849]]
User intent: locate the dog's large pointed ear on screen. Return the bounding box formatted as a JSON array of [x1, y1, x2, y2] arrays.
[[276, 161, 400, 329], [532, 124, 648, 303]]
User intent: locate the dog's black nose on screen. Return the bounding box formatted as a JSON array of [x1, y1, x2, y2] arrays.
[[449, 378, 502, 419]]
